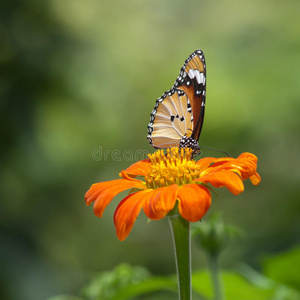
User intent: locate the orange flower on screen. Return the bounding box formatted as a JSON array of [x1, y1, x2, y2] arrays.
[[85, 148, 261, 241]]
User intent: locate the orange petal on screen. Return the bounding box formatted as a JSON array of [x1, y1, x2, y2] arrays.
[[114, 189, 153, 241], [85, 180, 131, 206], [238, 152, 258, 163], [85, 179, 146, 217], [237, 153, 258, 180], [177, 184, 211, 222], [250, 172, 261, 185], [85, 182, 109, 205], [122, 159, 151, 177], [198, 158, 235, 177], [198, 170, 244, 195], [202, 152, 259, 183], [196, 157, 217, 169], [224, 154, 258, 181], [143, 184, 179, 220]]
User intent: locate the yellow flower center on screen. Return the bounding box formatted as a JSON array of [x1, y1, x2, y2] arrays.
[[145, 148, 201, 189]]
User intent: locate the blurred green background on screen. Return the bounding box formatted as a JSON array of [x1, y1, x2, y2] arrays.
[[1, 0, 300, 299]]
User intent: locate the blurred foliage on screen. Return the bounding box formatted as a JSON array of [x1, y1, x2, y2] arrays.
[[1, 0, 300, 299], [48, 246, 300, 300], [263, 245, 300, 292], [49, 264, 177, 300], [192, 213, 243, 256]]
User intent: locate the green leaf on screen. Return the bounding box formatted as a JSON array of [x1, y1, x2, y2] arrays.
[[223, 271, 274, 300], [110, 276, 178, 300], [192, 270, 274, 300], [82, 264, 151, 299], [237, 263, 300, 300], [263, 245, 300, 291], [192, 270, 214, 299]]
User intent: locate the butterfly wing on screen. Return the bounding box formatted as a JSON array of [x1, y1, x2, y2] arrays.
[[147, 49, 206, 149], [174, 49, 206, 141], [147, 89, 193, 148]]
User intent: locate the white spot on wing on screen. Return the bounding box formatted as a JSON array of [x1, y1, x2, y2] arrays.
[[199, 72, 204, 84], [189, 69, 205, 85], [195, 71, 201, 84], [188, 69, 195, 79]]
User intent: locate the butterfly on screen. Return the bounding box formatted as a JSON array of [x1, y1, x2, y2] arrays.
[[147, 49, 206, 153]]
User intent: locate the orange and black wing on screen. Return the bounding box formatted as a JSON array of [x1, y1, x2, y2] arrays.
[[173, 49, 206, 141], [147, 49, 206, 149]]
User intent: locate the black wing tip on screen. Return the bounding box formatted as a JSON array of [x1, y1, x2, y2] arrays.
[[190, 49, 204, 56]]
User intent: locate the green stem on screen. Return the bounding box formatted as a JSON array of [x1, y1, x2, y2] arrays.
[[168, 214, 191, 300], [208, 253, 224, 300]]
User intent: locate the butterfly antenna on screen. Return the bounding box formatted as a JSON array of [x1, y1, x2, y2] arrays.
[[200, 146, 232, 157]]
